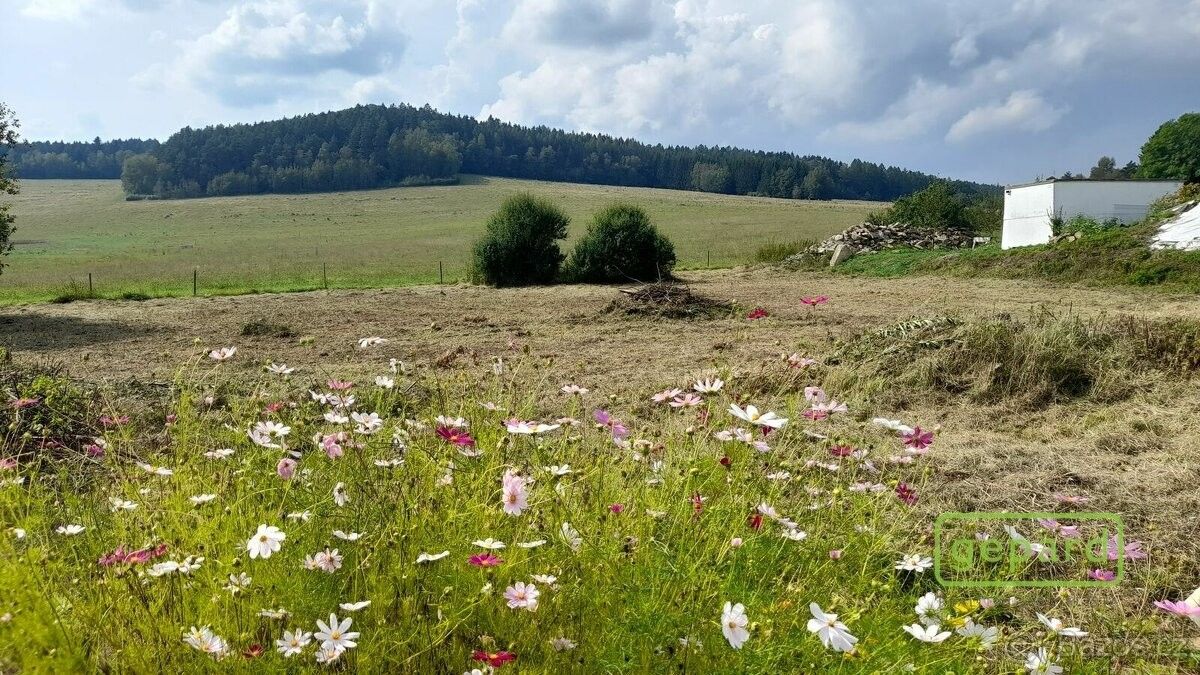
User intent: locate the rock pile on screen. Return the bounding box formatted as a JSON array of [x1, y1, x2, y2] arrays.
[[811, 221, 977, 255]]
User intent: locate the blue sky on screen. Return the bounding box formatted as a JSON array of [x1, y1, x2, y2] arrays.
[[3, 0, 1199, 184]]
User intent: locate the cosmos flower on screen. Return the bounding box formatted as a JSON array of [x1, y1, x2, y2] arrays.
[[807, 603, 858, 653], [304, 548, 343, 573], [1036, 613, 1087, 637], [469, 553, 503, 567], [246, 524, 285, 560], [375, 376, 395, 389], [267, 363, 294, 375], [895, 553, 934, 573], [561, 384, 588, 395], [56, 524, 85, 536], [721, 602, 749, 649], [727, 404, 787, 429], [746, 307, 768, 319], [184, 626, 228, 657], [956, 619, 1000, 648], [315, 613, 359, 652], [1024, 647, 1063, 674], [436, 425, 476, 448], [670, 393, 703, 408], [505, 419, 560, 434], [504, 582, 540, 611], [693, 377, 724, 393], [903, 623, 951, 643], [800, 295, 829, 307], [208, 347, 237, 361], [416, 550, 450, 563], [902, 425, 935, 450], [472, 651, 516, 668], [276, 629, 311, 657], [357, 336, 388, 349], [276, 458, 297, 479], [333, 482, 349, 507]]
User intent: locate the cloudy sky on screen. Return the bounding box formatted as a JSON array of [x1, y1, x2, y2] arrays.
[[4, 0, 1199, 184]]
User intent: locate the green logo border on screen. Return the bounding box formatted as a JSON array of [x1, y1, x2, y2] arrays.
[[933, 511, 1124, 588]]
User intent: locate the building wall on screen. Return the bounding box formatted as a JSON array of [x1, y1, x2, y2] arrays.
[[1052, 180, 1181, 225], [1002, 181, 1182, 249], [1001, 182, 1055, 249]]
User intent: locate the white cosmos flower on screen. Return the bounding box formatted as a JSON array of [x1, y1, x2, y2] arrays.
[[957, 619, 1000, 648], [550, 637, 577, 651], [721, 602, 749, 649], [224, 572, 252, 594], [333, 530, 361, 541], [516, 540, 547, 549], [375, 376, 395, 389], [332, 482, 349, 507], [204, 448, 234, 459], [208, 347, 237, 361], [109, 497, 138, 511], [137, 462, 173, 476], [915, 592, 943, 626], [903, 623, 951, 643], [781, 528, 808, 541], [56, 524, 85, 536], [416, 550, 450, 563], [184, 625, 228, 656], [339, 601, 371, 612], [435, 415, 468, 428], [1036, 613, 1087, 637], [315, 613, 359, 652], [693, 377, 724, 393], [1025, 647, 1063, 674], [260, 608, 290, 619], [727, 403, 787, 429], [560, 384, 588, 395], [189, 494, 217, 506], [246, 524, 285, 559], [895, 553, 934, 572], [807, 603, 858, 652], [276, 629, 311, 657], [267, 363, 294, 375], [11, 528, 26, 539], [560, 522, 582, 551], [546, 465, 572, 476], [286, 510, 312, 522], [304, 548, 343, 573], [324, 411, 349, 424], [872, 417, 914, 434], [504, 582, 540, 611], [505, 419, 561, 434], [472, 538, 505, 550], [351, 411, 383, 435], [357, 336, 388, 349]]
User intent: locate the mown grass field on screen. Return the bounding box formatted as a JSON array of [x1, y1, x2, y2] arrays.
[[1, 178, 879, 305]]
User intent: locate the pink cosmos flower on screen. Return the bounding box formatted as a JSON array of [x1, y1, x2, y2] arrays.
[[320, 432, 347, 459], [276, 458, 297, 479], [9, 397, 39, 410], [99, 543, 168, 567], [1107, 537, 1147, 561], [829, 549, 843, 560], [501, 470, 529, 516], [326, 379, 354, 391], [901, 426, 934, 450], [84, 443, 105, 458], [895, 482, 918, 506], [828, 444, 854, 457], [803, 409, 829, 422], [1088, 569, 1116, 581], [99, 415, 130, 428], [503, 582, 540, 611], [609, 503, 625, 514], [800, 295, 829, 307], [436, 425, 476, 448], [746, 307, 768, 320], [468, 553, 503, 567], [1154, 600, 1200, 617], [786, 353, 817, 369], [670, 393, 703, 408], [593, 410, 629, 441]]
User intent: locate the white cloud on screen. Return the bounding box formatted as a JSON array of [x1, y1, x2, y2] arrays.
[[139, 0, 409, 107], [20, 0, 98, 21], [946, 90, 1067, 142]]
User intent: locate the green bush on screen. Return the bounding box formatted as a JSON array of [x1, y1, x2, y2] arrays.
[[0, 365, 98, 461], [472, 193, 570, 287], [564, 204, 676, 283]]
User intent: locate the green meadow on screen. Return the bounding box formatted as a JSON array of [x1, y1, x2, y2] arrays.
[[0, 177, 880, 304]]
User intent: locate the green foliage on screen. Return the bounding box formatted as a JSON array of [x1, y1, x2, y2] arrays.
[[50, 279, 99, 304], [0, 364, 97, 461], [473, 193, 569, 287], [120, 153, 165, 196], [0, 103, 18, 276], [878, 181, 973, 232], [564, 204, 676, 283], [753, 239, 816, 263], [22, 103, 994, 201], [1138, 112, 1200, 182], [1087, 155, 1138, 180], [690, 162, 731, 193]]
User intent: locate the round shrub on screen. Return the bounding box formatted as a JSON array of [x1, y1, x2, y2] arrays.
[[472, 193, 570, 287], [565, 204, 676, 283]]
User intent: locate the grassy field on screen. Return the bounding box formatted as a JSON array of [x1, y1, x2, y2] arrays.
[[3, 269, 1200, 671], [0, 177, 879, 305]]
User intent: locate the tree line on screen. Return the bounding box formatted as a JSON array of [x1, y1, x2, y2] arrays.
[[5, 138, 159, 179], [7, 103, 996, 201]]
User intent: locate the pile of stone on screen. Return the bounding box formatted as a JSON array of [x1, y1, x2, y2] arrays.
[[812, 221, 977, 255], [784, 221, 981, 267]]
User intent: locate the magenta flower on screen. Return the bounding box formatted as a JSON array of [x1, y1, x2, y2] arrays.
[[436, 425, 475, 448], [469, 553, 503, 567], [800, 295, 829, 307], [593, 410, 629, 441], [901, 426, 934, 450], [609, 503, 625, 514], [746, 307, 768, 320], [828, 444, 854, 457], [99, 543, 167, 567], [326, 379, 354, 391], [895, 482, 918, 506], [1087, 569, 1116, 581]]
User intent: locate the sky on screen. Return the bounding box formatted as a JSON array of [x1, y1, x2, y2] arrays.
[[3, 0, 1199, 185]]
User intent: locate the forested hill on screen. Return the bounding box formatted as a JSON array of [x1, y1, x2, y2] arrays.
[[7, 138, 159, 179], [13, 104, 998, 201]]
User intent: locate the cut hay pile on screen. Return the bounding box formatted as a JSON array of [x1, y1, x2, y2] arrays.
[[606, 282, 733, 320]]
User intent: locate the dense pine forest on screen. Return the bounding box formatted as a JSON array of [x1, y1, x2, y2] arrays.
[[7, 104, 997, 200]]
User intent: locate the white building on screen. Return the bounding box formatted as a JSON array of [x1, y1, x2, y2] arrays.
[[1001, 179, 1182, 249]]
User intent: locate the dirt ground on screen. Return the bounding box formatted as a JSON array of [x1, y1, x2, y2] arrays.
[[4, 268, 1200, 576]]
